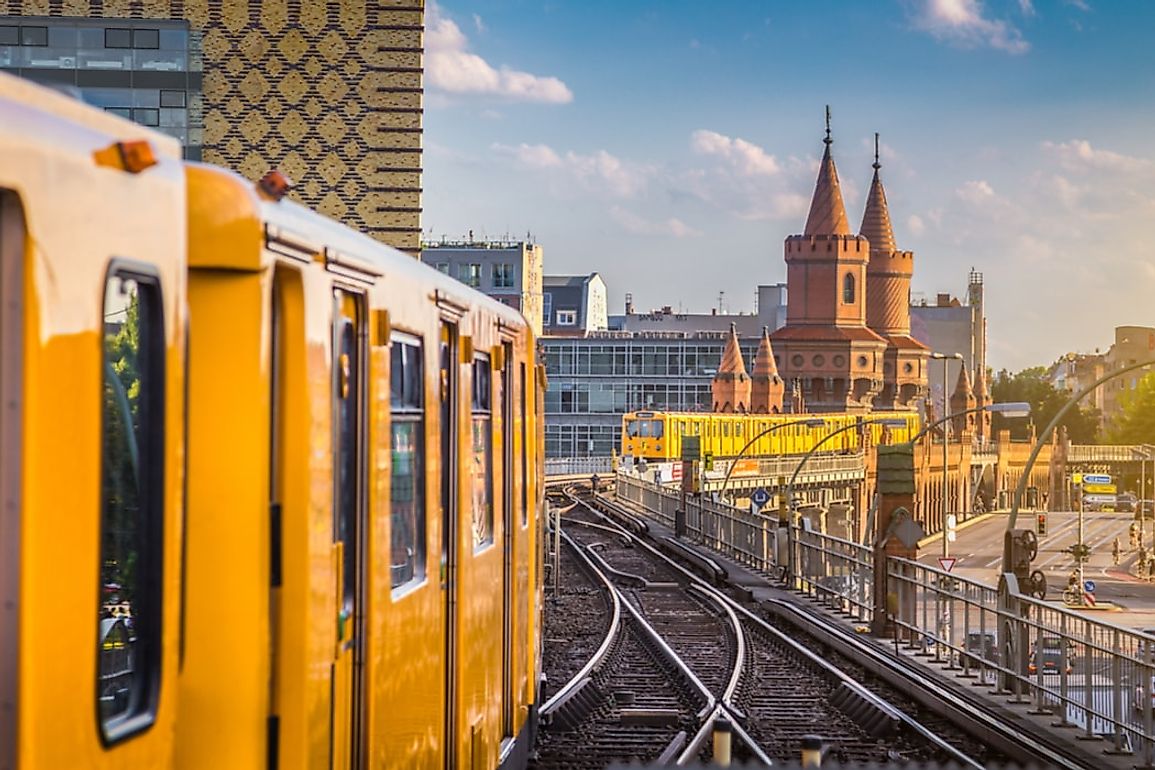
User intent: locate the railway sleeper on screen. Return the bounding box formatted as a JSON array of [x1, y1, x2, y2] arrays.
[[828, 682, 901, 739], [546, 677, 602, 732]]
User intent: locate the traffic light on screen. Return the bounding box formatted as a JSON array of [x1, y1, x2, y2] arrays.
[[1036, 513, 1048, 537], [704, 452, 714, 472]]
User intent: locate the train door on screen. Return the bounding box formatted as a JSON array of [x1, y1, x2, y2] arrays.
[[500, 342, 514, 742], [0, 190, 24, 769], [331, 290, 366, 770], [439, 321, 459, 768]]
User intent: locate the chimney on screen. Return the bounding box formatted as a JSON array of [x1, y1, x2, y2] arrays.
[[936, 293, 950, 307], [625, 292, 634, 315]]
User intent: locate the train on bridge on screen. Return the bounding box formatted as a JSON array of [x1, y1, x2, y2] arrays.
[[2, 73, 545, 770], [620, 409, 922, 466]]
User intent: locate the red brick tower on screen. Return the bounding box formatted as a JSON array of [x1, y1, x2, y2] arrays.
[[713, 323, 751, 413], [973, 363, 991, 440], [750, 327, 785, 414], [860, 133, 930, 409], [949, 364, 977, 437], [772, 109, 887, 412]]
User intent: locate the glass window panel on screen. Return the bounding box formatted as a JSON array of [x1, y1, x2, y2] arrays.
[[132, 108, 159, 127], [470, 418, 492, 549], [0, 27, 17, 46], [79, 49, 132, 69], [77, 27, 104, 48], [158, 108, 186, 128], [133, 49, 185, 71], [105, 28, 131, 49], [158, 29, 187, 50], [390, 416, 425, 591], [132, 89, 160, 107], [159, 89, 185, 108], [21, 26, 47, 46], [47, 26, 77, 48], [99, 270, 164, 740], [132, 29, 159, 49], [105, 107, 132, 119]]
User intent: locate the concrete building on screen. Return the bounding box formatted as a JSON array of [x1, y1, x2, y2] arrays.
[[910, 269, 988, 414], [421, 237, 544, 336], [542, 332, 761, 457], [1, 2, 425, 256], [542, 273, 608, 337], [1101, 326, 1155, 428], [610, 284, 787, 336]]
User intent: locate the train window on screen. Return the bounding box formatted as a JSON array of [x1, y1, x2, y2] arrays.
[[98, 268, 165, 743], [471, 355, 493, 550], [651, 420, 663, 439], [390, 335, 425, 592]]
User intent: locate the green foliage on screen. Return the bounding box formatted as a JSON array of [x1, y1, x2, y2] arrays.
[[1106, 372, 1155, 444], [989, 366, 1100, 443]]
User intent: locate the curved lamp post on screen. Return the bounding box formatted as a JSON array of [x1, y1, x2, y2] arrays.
[[929, 353, 964, 559], [784, 417, 910, 580], [717, 416, 827, 501], [1003, 358, 1155, 574]]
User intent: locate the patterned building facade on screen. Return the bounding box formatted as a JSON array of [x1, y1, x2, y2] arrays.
[[0, 0, 424, 255]]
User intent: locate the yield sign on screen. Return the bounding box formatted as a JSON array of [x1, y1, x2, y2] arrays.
[[938, 557, 957, 573]]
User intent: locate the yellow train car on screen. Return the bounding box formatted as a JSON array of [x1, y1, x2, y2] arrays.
[[1, 73, 188, 768], [2, 72, 545, 770], [621, 410, 921, 463]]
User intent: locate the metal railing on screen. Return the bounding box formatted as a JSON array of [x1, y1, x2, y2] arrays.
[[613, 472, 1155, 760], [1069, 444, 1149, 463], [544, 456, 615, 478]]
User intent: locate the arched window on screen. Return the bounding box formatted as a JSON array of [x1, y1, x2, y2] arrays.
[[842, 273, 855, 304]]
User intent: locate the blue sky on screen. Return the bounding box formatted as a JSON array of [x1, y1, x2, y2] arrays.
[[422, 0, 1155, 371]]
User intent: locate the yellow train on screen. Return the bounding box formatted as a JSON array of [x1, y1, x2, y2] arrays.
[[621, 410, 921, 462], [1, 73, 544, 769]]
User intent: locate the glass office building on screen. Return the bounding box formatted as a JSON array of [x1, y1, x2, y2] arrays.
[[542, 332, 760, 458], [0, 16, 203, 159]]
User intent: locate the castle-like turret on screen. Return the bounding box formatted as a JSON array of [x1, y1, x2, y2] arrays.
[[772, 108, 887, 412], [712, 323, 751, 413], [950, 364, 977, 437], [750, 327, 785, 414], [859, 133, 929, 409]]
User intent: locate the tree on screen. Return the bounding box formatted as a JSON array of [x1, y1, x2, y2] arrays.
[[989, 366, 1100, 444], [1106, 372, 1155, 445]]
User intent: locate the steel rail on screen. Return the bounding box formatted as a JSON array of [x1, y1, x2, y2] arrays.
[[538, 529, 622, 717]]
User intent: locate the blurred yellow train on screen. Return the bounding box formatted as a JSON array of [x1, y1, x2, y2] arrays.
[[1, 72, 544, 769], [621, 410, 921, 463]]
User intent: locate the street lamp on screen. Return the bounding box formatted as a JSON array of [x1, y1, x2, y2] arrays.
[[783, 416, 910, 579], [1004, 357, 1155, 575], [929, 353, 964, 560], [717, 416, 827, 501]]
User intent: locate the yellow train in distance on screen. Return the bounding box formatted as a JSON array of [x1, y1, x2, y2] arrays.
[[621, 410, 922, 464]]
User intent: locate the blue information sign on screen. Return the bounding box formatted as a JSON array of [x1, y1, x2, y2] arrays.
[[1084, 580, 1096, 593], [1083, 474, 1112, 485], [750, 487, 771, 509]]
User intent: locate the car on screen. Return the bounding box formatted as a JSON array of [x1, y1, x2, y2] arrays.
[[1118, 493, 1137, 513], [1028, 636, 1073, 675], [962, 631, 998, 667]]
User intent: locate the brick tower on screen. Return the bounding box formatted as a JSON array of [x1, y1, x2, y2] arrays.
[[950, 364, 977, 437], [772, 109, 887, 412], [860, 134, 929, 408], [712, 323, 751, 413], [750, 327, 785, 414]]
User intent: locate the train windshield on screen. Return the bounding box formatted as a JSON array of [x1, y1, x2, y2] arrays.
[[626, 419, 664, 438]]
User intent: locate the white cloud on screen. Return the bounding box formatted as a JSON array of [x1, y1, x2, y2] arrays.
[[956, 179, 996, 203], [1018, 0, 1035, 16], [491, 143, 649, 198], [691, 130, 780, 176], [472, 13, 485, 33], [1041, 139, 1150, 174], [426, 2, 573, 104], [908, 214, 926, 235], [1065, 0, 1090, 10], [610, 206, 702, 238], [911, 0, 1030, 54]]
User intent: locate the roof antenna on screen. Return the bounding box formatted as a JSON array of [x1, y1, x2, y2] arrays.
[[873, 132, 881, 171], [824, 104, 832, 146]]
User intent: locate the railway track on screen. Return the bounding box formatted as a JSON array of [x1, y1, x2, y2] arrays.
[[535, 488, 997, 767]]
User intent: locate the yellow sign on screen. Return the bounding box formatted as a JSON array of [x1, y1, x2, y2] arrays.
[[1083, 483, 1117, 495], [1072, 472, 1083, 485]]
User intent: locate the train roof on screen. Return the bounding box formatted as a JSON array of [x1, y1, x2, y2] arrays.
[[0, 71, 182, 167], [187, 162, 530, 334]]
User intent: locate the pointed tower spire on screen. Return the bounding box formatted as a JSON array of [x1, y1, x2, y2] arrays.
[[751, 327, 785, 414], [803, 105, 852, 236], [712, 323, 751, 413], [950, 363, 977, 436], [859, 132, 896, 253]]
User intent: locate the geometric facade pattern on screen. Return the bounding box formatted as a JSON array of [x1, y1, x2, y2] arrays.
[[2, 0, 423, 255]]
